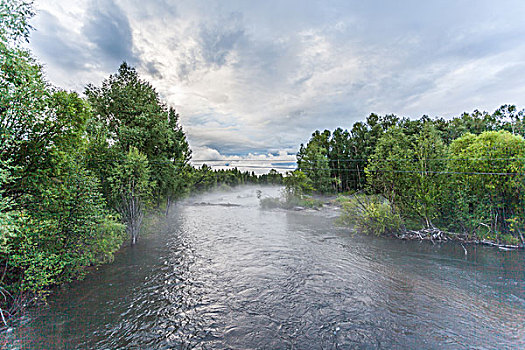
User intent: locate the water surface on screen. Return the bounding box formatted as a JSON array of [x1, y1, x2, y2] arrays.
[[4, 186, 525, 349]]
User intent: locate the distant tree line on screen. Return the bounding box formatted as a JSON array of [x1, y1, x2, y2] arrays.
[[296, 107, 525, 245], [189, 166, 282, 193]]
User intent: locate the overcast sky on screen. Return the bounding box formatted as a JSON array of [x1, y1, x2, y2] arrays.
[[29, 0, 525, 168]]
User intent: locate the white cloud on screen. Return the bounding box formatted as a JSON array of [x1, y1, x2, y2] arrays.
[[191, 147, 296, 175]]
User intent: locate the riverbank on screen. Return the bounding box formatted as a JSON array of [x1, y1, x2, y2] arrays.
[[397, 227, 524, 250], [268, 193, 525, 251], [335, 194, 525, 250]]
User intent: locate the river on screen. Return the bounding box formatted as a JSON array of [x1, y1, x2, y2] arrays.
[[3, 186, 525, 349]]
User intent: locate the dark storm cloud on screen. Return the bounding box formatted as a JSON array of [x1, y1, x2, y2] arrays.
[[143, 60, 163, 79], [31, 10, 88, 71], [82, 0, 136, 67]]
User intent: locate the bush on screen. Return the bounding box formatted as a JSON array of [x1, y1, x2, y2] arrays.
[[259, 194, 323, 210], [259, 197, 281, 209], [333, 194, 352, 205], [299, 197, 324, 208], [338, 195, 403, 236]]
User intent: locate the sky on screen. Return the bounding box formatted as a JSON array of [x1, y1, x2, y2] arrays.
[[28, 0, 525, 172]]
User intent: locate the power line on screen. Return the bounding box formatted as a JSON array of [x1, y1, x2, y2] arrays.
[[82, 156, 525, 163], [27, 155, 525, 174], [198, 164, 525, 176], [189, 157, 525, 163], [190, 159, 297, 163]]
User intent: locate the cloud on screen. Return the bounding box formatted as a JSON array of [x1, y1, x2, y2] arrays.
[[29, 0, 138, 90], [30, 10, 88, 71], [143, 60, 163, 79], [29, 0, 525, 157], [191, 147, 296, 175], [199, 12, 246, 67], [82, 0, 136, 67]]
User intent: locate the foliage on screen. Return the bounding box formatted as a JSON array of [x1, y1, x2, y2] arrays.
[[446, 131, 525, 242], [189, 165, 282, 194], [411, 124, 447, 227], [365, 127, 413, 209], [0, 1, 125, 314], [109, 147, 151, 245], [86, 62, 191, 239], [4, 153, 125, 294], [1, 75, 122, 294], [258, 169, 283, 185], [0, 161, 16, 254], [297, 132, 333, 193], [259, 170, 322, 210], [297, 106, 525, 244], [259, 197, 282, 210], [0, 0, 33, 43], [365, 124, 447, 228], [297, 106, 524, 194], [282, 170, 313, 200], [338, 195, 403, 236], [259, 195, 323, 210]]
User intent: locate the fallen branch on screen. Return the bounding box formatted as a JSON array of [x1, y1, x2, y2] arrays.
[[518, 229, 525, 247], [480, 240, 520, 250], [0, 307, 7, 327]]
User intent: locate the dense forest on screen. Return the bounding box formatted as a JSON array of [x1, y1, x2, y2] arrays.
[[0, 1, 282, 322], [293, 107, 525, 246]]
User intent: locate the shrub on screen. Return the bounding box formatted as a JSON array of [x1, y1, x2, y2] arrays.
[[338, 195, 403, 236], [259, 194, 323, 210], [259, 197, 281, 209], [299, 197, 324, 208]]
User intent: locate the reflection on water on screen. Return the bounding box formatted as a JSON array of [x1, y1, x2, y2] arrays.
[[3, 186, 525, 349]]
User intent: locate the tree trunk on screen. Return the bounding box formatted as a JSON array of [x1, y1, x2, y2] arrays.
[[120, 193, 143, 246], [165, 196, 171, 216]]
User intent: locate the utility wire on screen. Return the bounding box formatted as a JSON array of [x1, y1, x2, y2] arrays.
[[195, 164, 525, 176], [82, 156, 525, 163], [188, 157, 525, 163]]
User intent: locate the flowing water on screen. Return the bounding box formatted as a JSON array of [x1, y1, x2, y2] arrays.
[[3, 186, 525, 349]]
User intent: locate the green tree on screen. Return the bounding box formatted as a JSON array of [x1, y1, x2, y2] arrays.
[[0, 1, 125, 312], [297, 131, 333, 193], [365, 124, 448, 229], [161, 108, 192, 213], [282, 170, 313, 201], [9, 155, 124, 292], [448, 131, 525, 243], [0, 161, 16, 254], [412, 123, 447, 228], [348, 121, 369, 189], [365, 127, 413, 212], [1, 0, 48, 198], [493, 104, 525, 137], [109, 148, 152, 245], [328, 128, 351, 192], [85, 63, 191, 214]]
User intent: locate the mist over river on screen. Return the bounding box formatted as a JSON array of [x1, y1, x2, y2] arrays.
[[4, 186, 525, 349]]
